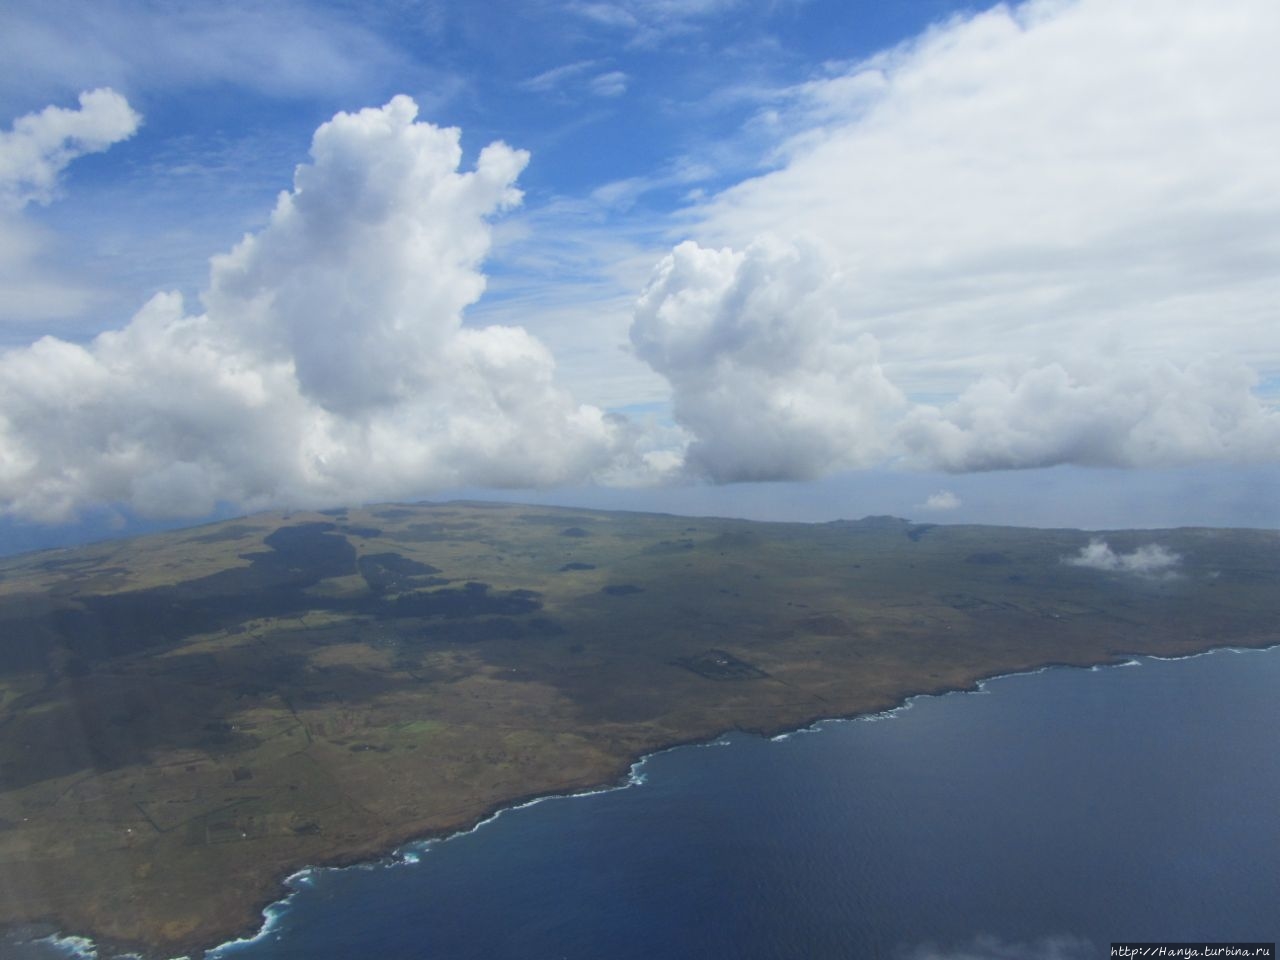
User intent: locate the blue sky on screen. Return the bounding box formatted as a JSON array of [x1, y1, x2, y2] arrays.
[[3, 0, 962, 334], [1, 0, 1278, 548]]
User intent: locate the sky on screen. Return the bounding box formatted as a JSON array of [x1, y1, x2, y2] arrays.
[[0, 0, 1277, 549]]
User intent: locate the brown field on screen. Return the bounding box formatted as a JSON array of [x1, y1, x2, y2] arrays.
[[0, 502, 1277, 957]]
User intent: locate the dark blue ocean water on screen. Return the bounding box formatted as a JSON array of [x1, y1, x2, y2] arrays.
[[19, 646, 1280, 960]]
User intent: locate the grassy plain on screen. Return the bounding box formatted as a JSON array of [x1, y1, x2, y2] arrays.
[[0, 502, 1277, 957]]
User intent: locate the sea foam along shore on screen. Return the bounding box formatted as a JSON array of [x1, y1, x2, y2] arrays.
[[765, 655, 1157, 743], [197, 642, 1280, 959], [204, 761, 660, 958], [22, 641, 1279, 960]]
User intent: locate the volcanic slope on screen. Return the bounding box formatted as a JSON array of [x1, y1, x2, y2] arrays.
[[0, 502, 1277, 956]]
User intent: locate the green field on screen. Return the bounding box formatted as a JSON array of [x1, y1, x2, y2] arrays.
[[1, 502, 1277, 957]]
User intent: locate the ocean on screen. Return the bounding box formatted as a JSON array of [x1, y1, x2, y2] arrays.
[[18, 645, 1280, 960]]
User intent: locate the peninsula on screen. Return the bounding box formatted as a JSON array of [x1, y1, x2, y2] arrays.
[[1, 502, 1277, 957]]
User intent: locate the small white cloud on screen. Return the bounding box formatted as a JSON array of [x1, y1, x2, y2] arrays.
[[566, 3, 639, 30], [564, 0, 744, 44], [519, 60, 599, 94], [589, 70, 629, 98], [1065, 539, 1181, 577], [921, 490, 960, 511], [590, 176, 647, 209], [518, 62, 626, 100], [0, 88, 140, 208]]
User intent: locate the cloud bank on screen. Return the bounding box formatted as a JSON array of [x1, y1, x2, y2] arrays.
[[0, 95, 633, 522], [631, 0, 1280, 481], [1065, 539, 1181, 577]]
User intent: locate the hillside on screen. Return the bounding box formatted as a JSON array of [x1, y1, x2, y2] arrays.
[[1, 502, 1277, 957]]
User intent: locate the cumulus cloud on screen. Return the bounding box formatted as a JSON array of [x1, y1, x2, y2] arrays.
[[1065, 539, 1181, 577], [921, 490, 960, 511], [0, 96, 635, 523], [631, 0, 1280, 481], [631, 236, 904, 481]]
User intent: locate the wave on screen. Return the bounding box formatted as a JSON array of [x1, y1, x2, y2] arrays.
[[27, 934, 110, 959], [206, 868, 315, 957]]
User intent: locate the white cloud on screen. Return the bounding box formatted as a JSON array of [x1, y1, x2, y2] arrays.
[[589, 71, 630, 98], [900, 359, 1280, 472], [0, 96, 637, 523], [0, 0, 417, 109], [921, 490, 960, 511], [631, 237, 904, 481], [567, 3, 641, 30], [588, 157, 715, 212], [0, 89, 140, 325], [520, 60, 601, 94], [0, 88, 139, 208], [1064, 539, 1181, 577], [631, 0, 1280, 481], [518, 62, 628, 100], [564, 0, 745, 44]]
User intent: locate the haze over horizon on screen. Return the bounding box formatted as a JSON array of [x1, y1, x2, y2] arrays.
[[1, 0, 1277, 547]]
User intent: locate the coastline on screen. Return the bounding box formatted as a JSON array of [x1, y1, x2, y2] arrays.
[[22, 635, 1277, 960]]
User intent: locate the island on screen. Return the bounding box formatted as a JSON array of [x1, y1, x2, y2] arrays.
[[1, 502, 1276, 957]]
